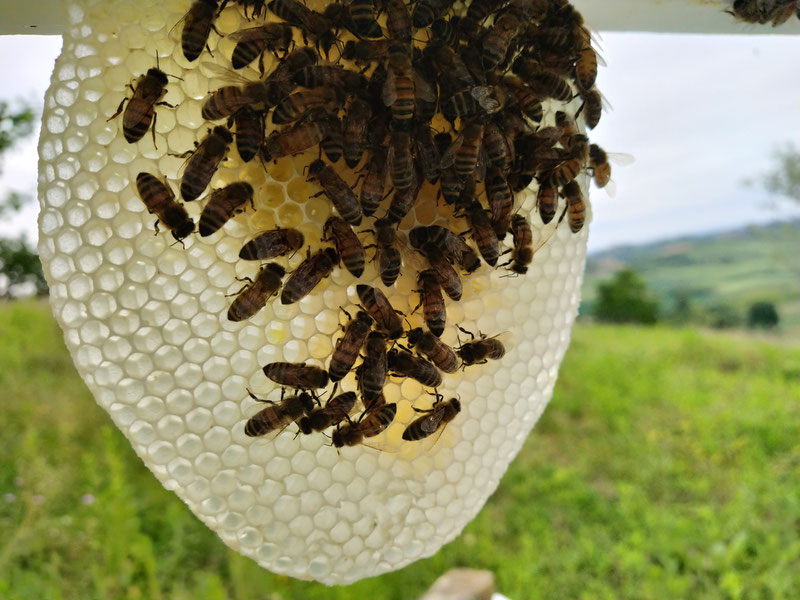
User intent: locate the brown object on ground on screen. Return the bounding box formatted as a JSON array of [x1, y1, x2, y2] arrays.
[[419, 568, 496, 600]]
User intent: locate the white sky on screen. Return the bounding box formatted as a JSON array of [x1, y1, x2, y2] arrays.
[[0, 32, 799, 253]]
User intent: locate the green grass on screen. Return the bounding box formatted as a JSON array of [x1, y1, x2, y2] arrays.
[[1, 300, 799, 599]]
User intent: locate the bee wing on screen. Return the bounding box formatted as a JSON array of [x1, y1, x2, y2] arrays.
[[227, 25, 277, 43], [420, 409, 446, 435], [200, 61, 255, 86], [609, 152, 635, 166], [413, 69, 437, 103], [471, 86, 500, 113], [599, 179, 617, 197], [439, 133, 464, 169], [382, 67, 398, 107]]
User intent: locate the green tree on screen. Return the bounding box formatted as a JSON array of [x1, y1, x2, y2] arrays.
[[593, 269, 659, 325], [756, 143, 800, 205], [706, 303, 742, 329], [0, 99, 46, 297], [747, 301, 779, 329]]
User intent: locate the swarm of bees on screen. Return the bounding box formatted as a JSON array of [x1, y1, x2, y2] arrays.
[[111, 0, 608, 451], [727, 0, 800, 25]]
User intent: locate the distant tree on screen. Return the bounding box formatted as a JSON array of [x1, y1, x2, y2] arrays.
[[756, 143, 800, 205], [594, 269, 659, 325], [0, 237, 47, 297], [0, 100, 46, 297], [748, 301, 779, 329], [668, 289, 694, 325], [706, 303, 742, 329]]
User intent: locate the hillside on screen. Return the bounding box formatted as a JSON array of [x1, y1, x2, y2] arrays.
[[581, 220, 800, 327]]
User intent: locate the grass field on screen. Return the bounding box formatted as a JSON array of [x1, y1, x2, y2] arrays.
[[1, 300, 799, 599]]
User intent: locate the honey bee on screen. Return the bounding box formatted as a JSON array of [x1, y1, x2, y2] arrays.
[[359, 147, 388, 217], [261, 118, 326, 162], [298, 391, 357, 434], [272, 88, 342, 125], [578, 87, 603, 129], [442, 121, 485, 182], [318, 112, 344, 164], [280, 247, 339, 304], [179, 126, 233, 201], [386, 169, 423, 224], [414, 124, 442, 184], [262, 361, 330, 389], [107, 67, 170, 145], [341, 39, 390, 66], [563, 180, 586, 233], [430, 16, 462, 47], [536, 179, 558, 224], [222, 0, 268, 18], [269, 46, 319, 83], [575, 46, 598, 90], [388, 348, 443, 388], [512, 58, 573, 102], [588, 143, 611, 188], [423, 41, 475, 91], [483, 121, 509, 171], [356, 284, 403, 339], [486, 168, 513, 238], [383, 43, 416, 128], [244, 389, 316, 437], [202, 80, 282, 121], [456, 327, 506, 365], [435, 132, 462, 205], [381, 0, 413, 42], [374, 217, 402, 287], [464, 201, 500, 267], [267, 0, 336, 55], [323, 216, 366, 278], [292, 66, 366, 93], [229, 24, 294, 72], [500, 75, 543, 122], [230, 106, 264, 163], [413, 270, 446, 336], [550, 155, 582, 187], [227, 262, 285, 321], [440, 90, 480, 125], [412, 0, 452, 27], [135, 172, 195, 242], [332, 403, 397, 448], [409, 226, 480, 273], [348, 0, 383, 39], [402, 395, 461, 441], [343, 97, 372, 168], [239, 227, 304, 261], [387, 129, 416, 193], [420, 242, 462, 301], [199, 181, 254, 237], [307, 159, 363, 225], [507, 213, 533, 274], [407, 327, 459, 373], [329, 309, 373, 383], [179, 0, 219, 62], [358, 331, 388, 406], [481, 5, 523, 69]]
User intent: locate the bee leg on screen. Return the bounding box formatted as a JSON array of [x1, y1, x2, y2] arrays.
[[258, 53, 265, 78], [150, 111, 159, 149], [106, 97, 128, 122], [457, 325, 476, 340], [153, 219, 160, 236], [338, 306, 353, 322], [329, 381, 339, 400], [247, 388, 272, 403]]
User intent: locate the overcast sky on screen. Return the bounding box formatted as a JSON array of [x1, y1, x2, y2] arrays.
[[0, 31, 798, 253]]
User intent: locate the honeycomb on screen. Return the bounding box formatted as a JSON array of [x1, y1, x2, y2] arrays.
[[37, 0, 591, 584]]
